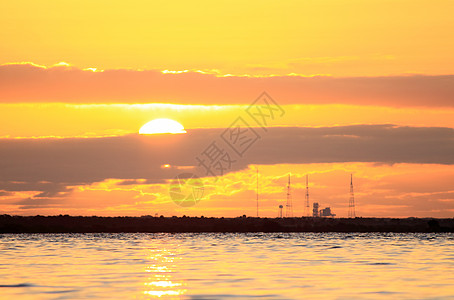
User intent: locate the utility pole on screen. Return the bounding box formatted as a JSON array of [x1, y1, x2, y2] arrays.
[[256, 168, 259, 218], [286, 174, 293, 217], [305, 174, 310, 217], [348, 174, 356, 218]]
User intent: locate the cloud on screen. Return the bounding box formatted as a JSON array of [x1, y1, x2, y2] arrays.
[[0, 124, 453, 203], [0, 191, 13, 196], [15, 197, 65, 209], [1, 63, 454, 107]]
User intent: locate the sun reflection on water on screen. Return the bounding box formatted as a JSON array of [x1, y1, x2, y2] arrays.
[[143, 247, 187, 298], [1, 233, 453, 299]]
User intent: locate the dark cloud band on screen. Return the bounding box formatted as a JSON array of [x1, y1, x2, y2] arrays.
[[0, 124, 453, 201], [1, 64, 454, 107]]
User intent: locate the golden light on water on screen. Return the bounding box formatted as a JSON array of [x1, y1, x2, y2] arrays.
[[143, 290, 186, 297], [0, 233, 453, 298], [143, 246, 187, 298], [145, 281, 182, 288]]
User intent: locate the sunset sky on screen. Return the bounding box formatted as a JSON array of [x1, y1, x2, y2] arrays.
[[1, 0, 453, 217]]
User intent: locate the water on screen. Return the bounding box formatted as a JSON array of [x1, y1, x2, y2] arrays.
[[1, 233, 453, 299]]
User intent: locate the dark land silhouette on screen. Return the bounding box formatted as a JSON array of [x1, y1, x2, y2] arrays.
[[0, 215, 453, 233]]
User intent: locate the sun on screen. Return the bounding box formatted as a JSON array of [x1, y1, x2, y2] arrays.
[[139, 118, 186, 135]]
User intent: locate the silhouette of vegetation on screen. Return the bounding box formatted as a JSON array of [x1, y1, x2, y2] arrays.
[[0, 215, 453, 233]]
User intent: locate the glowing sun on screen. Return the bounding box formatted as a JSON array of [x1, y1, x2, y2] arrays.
[[139, 118, 186, 135]]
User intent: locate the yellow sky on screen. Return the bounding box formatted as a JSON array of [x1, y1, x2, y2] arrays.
[[1, 0, 453, 76], [2, 103, 454, 138]]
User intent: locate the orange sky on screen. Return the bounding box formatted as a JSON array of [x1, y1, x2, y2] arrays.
[[0, 0, 453, 217]]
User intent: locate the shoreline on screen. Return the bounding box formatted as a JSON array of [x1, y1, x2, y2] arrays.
[[1, 215, 453, 233]]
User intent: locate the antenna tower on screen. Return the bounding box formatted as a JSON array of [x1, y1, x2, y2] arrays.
[[286, 174, 293, 217], [256, 168, 259, 218], [348, 174, 356, 218], [305, 174, 310, 217]]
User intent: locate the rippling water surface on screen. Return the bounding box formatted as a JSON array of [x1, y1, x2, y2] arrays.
[[1, 233, 453, 299]]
